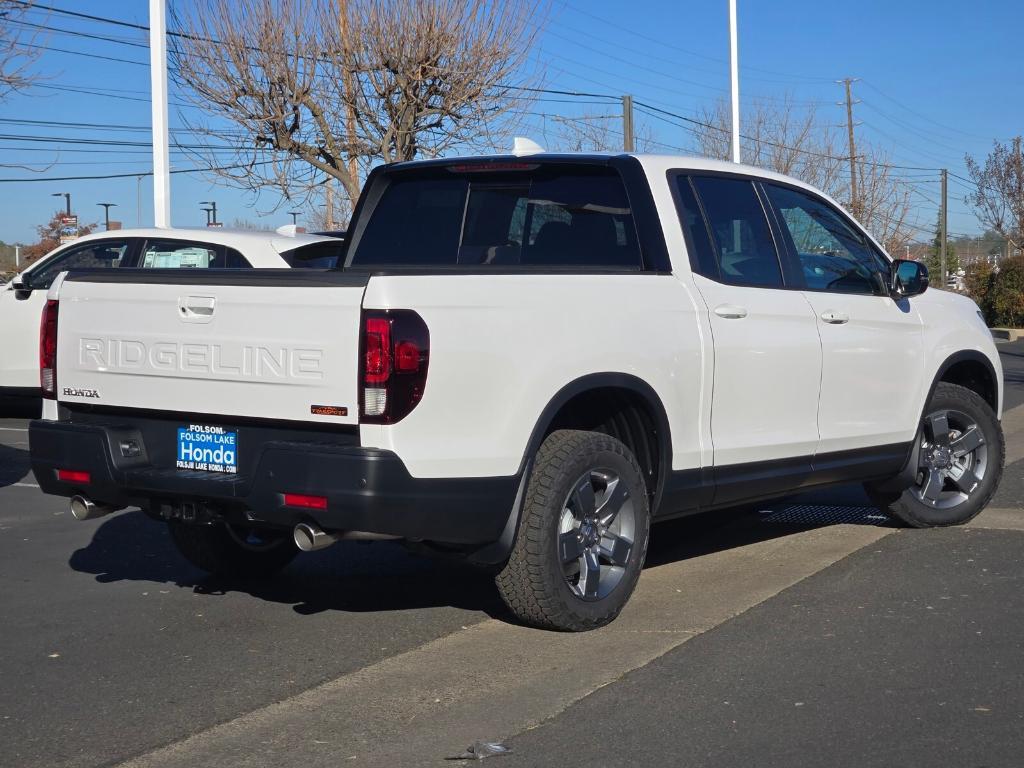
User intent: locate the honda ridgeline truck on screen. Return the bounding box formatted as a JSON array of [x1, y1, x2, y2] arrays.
[[30, 152, 1005, 631]]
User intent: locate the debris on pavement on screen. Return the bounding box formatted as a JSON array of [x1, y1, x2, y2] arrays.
[[448, 741, 512, 760]]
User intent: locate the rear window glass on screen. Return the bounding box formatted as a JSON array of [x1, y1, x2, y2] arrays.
[[347, 166, 641, 269]]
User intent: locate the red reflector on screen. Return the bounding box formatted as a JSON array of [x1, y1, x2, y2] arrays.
[[283, 493, 328, 510], [57, 469, 91, 484], [394, 340, 420, 372]]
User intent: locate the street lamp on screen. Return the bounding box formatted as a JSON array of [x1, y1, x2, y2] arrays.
[[199, 200, 218, 226], [97, 202, 117, 231], [199, 207, 213, 226], [52, 192, 71, 216], [289, 210, 301, 225]]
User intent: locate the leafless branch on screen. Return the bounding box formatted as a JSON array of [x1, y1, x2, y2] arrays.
[[966, 137, 1024, 251], [170, 0, 547, 219]]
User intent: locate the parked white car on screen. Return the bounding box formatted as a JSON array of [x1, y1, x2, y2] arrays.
[[0, 227, 342, 404], [30, 154, 1005, 631]]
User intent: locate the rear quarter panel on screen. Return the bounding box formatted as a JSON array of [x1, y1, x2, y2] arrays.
[[359, 274, 704, 479]]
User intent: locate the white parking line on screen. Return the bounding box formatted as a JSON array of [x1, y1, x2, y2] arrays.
[[0, 427, 28, 432], [12, 482, 39, 489]]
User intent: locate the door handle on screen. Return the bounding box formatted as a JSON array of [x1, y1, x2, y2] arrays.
[[714, 304, 748, 320], [820, 310, 849, 324], [178, 295, 216, 323]]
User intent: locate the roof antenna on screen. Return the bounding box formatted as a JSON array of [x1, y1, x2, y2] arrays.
[[512, 137, 545, 157]]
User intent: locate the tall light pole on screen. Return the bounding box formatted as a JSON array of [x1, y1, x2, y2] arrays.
[[729, 0, 741, 164], [199, 201, 218, 226], [52, 192, 71, 216], [97, 202, 117, 231], [150, 0, 171, 227]]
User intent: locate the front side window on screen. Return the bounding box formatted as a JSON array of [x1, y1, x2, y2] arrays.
[[685, 175, 784, 288], [763, 183, 885, 295], [139, 240, 251, 269], [348, 166, 641, 269], [27, 239, 130, 290]]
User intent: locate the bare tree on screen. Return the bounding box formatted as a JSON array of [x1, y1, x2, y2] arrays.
[[171, 0, 546, 216], [689, 97, 912, 254], [965, 137, 1024, 251], [0, 0, 42, 99], [693, 96, 845, 195]]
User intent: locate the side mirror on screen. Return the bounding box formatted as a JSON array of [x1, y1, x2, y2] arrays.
[[11, 278, 32, 300], [890, 259, 928, 299]]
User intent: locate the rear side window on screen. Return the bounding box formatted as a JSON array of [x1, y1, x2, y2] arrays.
[[139, 240, 251, 269], [279, 242, 345, 269], [673, 175, 783, 288], [347, 166, 641, 269]]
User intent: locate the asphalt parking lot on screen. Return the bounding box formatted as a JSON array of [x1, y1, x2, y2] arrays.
[[2, 343, 1023, 768]]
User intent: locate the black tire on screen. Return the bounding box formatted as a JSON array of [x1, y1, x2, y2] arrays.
[[168, 521, 298, 578], [495, 430, 650, 631], [866, 382, 1004, 528]]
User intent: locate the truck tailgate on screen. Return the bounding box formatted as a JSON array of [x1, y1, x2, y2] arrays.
[[54, 270, 368, 426]]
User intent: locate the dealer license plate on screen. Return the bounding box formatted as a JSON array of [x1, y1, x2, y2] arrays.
[[176, 424, 238, 474]]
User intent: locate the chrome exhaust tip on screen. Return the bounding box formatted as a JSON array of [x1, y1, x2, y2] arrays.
[[293, 522, 339, 552], [69, 495, 115, 522]]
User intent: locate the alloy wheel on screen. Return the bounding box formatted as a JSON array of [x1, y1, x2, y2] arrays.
[[912, 408, 988, 510], [557, 468, 636, 601]]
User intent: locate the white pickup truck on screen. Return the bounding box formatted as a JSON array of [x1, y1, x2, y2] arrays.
[[30, 153, 1004, 631]]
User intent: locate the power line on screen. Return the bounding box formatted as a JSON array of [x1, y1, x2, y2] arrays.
[[0, 159, 277, 183]]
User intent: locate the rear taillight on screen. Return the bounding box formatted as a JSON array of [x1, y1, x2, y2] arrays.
[[359, 310, 429, 424], [40, 299, 59, 399]]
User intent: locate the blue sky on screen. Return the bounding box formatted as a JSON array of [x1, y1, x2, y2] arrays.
[[0, 0, 1020, 245]]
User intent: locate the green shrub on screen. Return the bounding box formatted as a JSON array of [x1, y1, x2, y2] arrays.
[[981, 256, 1024, 327]]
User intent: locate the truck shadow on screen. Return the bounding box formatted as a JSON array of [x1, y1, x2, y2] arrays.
[[0, 443, 31, 488], [68, 494, 893, 622], [68, 510, 510, 619]]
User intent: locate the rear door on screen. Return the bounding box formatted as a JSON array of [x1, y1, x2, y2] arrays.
[[672, 173, 822, 500], [54, 271, 368, 426], [761, 182, 925, 453]]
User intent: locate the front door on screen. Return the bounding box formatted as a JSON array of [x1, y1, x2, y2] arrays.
[[0, 239, 133, 391], [761, 182, 925, 454]]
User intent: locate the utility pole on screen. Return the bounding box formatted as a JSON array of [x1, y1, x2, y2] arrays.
[[622, 95, 635, 152], [339, 0, 359, 203], [839, 78, 860, 218], [940, 168, 948, 285], [325, 180, 335, 230], [150, 0, 171, 227], [728, 0, 740, 163], [97, 202, 117, 231]]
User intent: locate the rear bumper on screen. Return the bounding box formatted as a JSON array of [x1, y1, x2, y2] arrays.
[[29, 418, 518, 545]]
